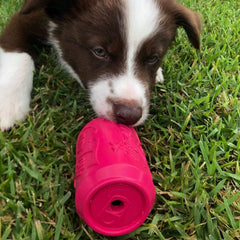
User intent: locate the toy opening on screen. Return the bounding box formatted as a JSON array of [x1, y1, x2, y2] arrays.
[[111, 200, 124, 211]]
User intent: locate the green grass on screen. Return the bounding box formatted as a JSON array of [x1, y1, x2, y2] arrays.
[[0, 0, 240, 239]]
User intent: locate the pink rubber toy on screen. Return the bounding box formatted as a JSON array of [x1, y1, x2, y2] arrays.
[[74, 118, 155, 236]]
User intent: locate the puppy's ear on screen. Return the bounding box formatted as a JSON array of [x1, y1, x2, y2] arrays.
[[173, 2, 202, 49]]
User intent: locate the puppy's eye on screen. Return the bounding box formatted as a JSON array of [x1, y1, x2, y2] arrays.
[[92, 47, 108, 60], [146, 54, 159, 65]]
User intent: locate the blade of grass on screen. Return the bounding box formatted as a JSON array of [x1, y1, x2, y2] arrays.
[[54, 207, 64, 240]]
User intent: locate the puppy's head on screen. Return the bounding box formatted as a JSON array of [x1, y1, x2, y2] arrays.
[[47, 0, 202, 126]]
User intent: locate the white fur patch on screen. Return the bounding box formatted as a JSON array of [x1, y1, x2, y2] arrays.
[[89, 74, 149, 126], [0, 48, 34, 131], [48, 21, 85, 88], [125, 0, 161, 72]]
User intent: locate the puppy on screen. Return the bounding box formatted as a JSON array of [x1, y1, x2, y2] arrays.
[[0, 0, 201, 131]]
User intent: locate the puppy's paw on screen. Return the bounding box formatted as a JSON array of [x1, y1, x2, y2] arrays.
[[155, 67, 164, 83], [0, 48, 34, 131]]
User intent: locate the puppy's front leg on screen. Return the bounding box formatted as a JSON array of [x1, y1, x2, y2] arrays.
[[155, 67, 164, 84], [0, 48, 34, 131], [0, 6, 48, 131]]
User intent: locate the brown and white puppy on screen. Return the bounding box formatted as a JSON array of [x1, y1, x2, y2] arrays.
[[0, 0, 202, 131]]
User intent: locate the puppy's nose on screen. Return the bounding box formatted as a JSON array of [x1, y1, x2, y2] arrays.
[[113, 102, 142, 126]]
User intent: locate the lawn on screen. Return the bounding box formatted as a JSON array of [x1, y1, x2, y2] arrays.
[[0, 0, 240, 239]]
